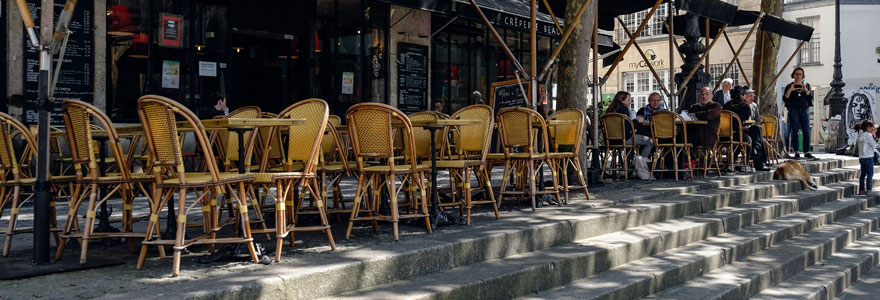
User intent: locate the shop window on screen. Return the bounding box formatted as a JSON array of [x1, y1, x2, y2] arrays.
[[707, 63, 739, 88]]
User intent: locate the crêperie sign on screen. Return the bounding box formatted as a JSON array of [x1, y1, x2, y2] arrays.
[[489, 79, 530, 112]]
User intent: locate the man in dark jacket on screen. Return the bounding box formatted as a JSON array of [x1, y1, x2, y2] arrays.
[[723, 86, 769, 171], [690, 87, 722, 150]]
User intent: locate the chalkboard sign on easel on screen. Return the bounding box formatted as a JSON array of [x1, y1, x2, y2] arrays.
[[397, 43, 429, 115], [22, 0, 94, 125], [489, 79, 531, 113]]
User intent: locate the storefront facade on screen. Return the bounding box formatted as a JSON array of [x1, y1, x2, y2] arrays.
[[3, 0, 560, 123]]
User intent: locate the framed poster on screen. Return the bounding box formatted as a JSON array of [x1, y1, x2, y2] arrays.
[[489, 79, 531, 113], [162, 60, 180, 89], [159, 13, 183, 48]]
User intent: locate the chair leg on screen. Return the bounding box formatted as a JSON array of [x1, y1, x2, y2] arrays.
[[2, 186, 21, 257], [388, 174, 399, 241], [480, 167, 500, 219], [572, 156, 590, 200], [171, 187, 187, 277], [274, 180, 287, 262], [497, 160, 513, 206], [345, 173, 367, 240], [417, 172, 432, 234], [528, 160, 537, 211], [56, 182, 84, 259], [560, 159, 569, 205], [79, 183, 100, 265], [463, 168, 472, 225], [235, 181, 260, 264], [311, 177, 336, 250]]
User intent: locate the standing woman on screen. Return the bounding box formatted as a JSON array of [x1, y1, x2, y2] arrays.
[[605, 91, 652, 157], [782, 67, 814, 159]]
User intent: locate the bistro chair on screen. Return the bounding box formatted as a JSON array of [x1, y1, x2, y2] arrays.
[[217, 106, 261, 172], [718, 110, 749, 170], [316, 115, 354, 216], [548, 109, 590, 203], [434, 105, 499, 224], [345, 103, 431, 241], [495, 107, 560, 211], [248, 98, 335, 261], [761, 115, 781, 165], [54, 100, 157, 264], [648, 111, 694, 180], [696, 124, 723, 177], [0, 112, 71, 256], [599, 112, 637, 180], [135, 95, 259, 277]]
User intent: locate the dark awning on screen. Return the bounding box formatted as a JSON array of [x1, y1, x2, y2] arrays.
[[598, 0, 672, 31], [377, 0, 565, 37], [662, 10, 814, 41]]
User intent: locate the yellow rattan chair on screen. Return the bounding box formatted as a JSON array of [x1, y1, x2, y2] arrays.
[[216, 106, 261, 172], [548, 109, 590, 203], [434, 105, 499, 224], [345, 103, 431, 241], [600, 113, 637, 180], [0, 112, 70, 256], [248, 98, 334, 261], [496, 107, 560, 211], [761, 115, 780, 165], [54, 100, 157, 264], [135, 95, 259, 277], [718, 110, 749, 170], [649, 111, 694, 181]]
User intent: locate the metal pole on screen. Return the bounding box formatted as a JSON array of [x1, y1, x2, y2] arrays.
[[602, 0, 664, 82], [590, 2, 601, 185], [538, 0, 593, 79], [541, 0, 563, 33], [704, 18, 710, 72], [830, 0, 847, 149], [468, 0, 527, 77], [712, 13, 764, 91], [531, 0, 538, 108], [668, 5, 676, 111], [722, 31, 751, 87], [618, 17, 672, 98], [760, 41, 806, 98]]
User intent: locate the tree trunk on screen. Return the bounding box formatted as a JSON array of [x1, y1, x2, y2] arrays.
[[557, 0, 596, 174], [754, 0, 785, 117]]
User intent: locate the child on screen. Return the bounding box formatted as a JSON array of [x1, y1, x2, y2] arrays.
[[857, 121, 879, 194]]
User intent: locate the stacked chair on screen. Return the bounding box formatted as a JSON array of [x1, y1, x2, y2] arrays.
[[495, 107, 560, 211], [434, 105, 499, 224], [761, 115, 781, 165], [345, 103, 431, 240], [718, 110, 750, 171], [548, 109, 590, 203], [599, 112, 637, 180], [0, 112, 72, 256], [648, 111, 694, 180], [55, 100, 157, 264], [135, 95, 259, 277]]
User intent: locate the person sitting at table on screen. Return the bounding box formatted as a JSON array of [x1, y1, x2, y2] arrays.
[[605, 91, 652, 157], [199, 92, 228, 119], [713, 78, 735, 105], [690, 87, 722, 151], [635, 92, 666, 137], [723, 86, 769, 171]]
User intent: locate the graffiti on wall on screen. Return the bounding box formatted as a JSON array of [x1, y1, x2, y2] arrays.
[[844, 83, 880, 144]]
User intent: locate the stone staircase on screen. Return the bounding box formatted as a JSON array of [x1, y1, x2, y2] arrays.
[[303, 158, 880, 300], [15, 156, 878, 300]]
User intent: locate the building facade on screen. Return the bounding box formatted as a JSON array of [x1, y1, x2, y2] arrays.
[[777, 0, 880, 145], [2, 0, 561, 123]]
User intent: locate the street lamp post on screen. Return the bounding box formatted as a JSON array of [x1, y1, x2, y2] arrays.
[[829, 0, 847, 150]]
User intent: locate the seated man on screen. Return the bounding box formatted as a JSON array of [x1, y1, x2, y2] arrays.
[[690, 87, 722, 151], [723, 86, 769, 171], [635, 92, 666, 137]]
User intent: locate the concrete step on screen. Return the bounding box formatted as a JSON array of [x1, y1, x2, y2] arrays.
[[644, 198, 880, 300], [519, 181, 880, 300], [322, 179, 874, 300], [6, 158, 859, 300], [752, 230, 880, 300]]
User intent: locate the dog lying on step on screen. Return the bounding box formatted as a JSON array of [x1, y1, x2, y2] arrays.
[[773, 161, 818, 190]]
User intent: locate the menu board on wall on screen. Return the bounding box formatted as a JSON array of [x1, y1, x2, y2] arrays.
[[397, 43, 428, 115], [1, 3, 6, 104], [489, 79, 531, 112], [23, 0, 94, 124]]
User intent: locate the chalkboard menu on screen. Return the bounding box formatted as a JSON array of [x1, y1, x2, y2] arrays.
[[397, 43, 428, 115], [23, 0, 94, 125], [490, 79, 531, 112]]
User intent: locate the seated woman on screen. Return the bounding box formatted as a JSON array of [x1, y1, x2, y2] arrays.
[[605, 91, 652, 158], [635, 92, 666, 137], [713, 78, 735, 105]]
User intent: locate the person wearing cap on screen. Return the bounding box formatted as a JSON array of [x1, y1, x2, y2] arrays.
[[723, 86, 768, 171]]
